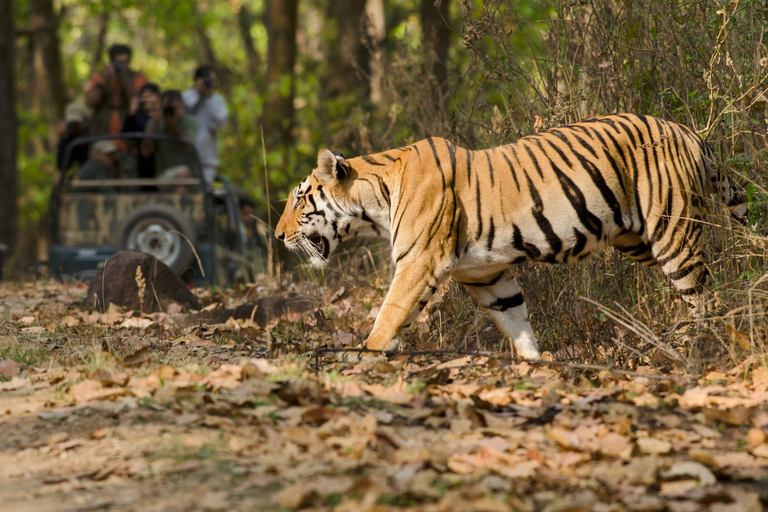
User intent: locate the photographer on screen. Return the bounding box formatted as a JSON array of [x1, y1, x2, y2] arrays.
[[182, 65, 228, 184], [85, 44, 148, 139], [56, 102, 90, 172], [141, 90, 198, 179], [122, 83, 161, 178]]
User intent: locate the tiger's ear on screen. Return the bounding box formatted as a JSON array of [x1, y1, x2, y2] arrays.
[[313, 148, 348, 185]]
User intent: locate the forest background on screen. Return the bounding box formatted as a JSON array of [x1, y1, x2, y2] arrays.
[[0, 0, 766, 277]]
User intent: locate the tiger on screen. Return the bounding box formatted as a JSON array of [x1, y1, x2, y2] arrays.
[[275, 113, 740, 359]]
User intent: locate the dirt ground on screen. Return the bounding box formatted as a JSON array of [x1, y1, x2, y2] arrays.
[[1, 279, 767, 512]]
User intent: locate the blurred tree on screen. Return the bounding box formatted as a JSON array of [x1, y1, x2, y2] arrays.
[[323, 0, 368, 99], [364, 0, 386, 106], [420, 0, 451, 115], [89, 11, 109, 77], [263, 0, 298, 151], [22, 0, 66, 148], [0, 0, 17, 253], [238, 4, 261, 81], [192, 1, 231, 95]]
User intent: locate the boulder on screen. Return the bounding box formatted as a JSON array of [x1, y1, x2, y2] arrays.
[[83, 250, 201, 313]]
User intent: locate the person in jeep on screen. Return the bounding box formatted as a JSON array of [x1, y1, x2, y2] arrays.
[[141, 90, 198, 179], [122, 82, 162, 179], [78, 140, 119, 193], [85, 44, 148, 139]]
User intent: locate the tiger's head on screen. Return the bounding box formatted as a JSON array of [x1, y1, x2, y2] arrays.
[[275, 148, 354, 268]]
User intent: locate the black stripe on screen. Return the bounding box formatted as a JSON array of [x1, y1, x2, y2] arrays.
[[512, 224, 541, 259], [373, 175, 390, 206], [458, 271, 504, 287], [362, 154, 387, 166], [425, 138, 448, 241], [569, 228, 588, 260], [500, 150, 521, 192], [446, 140, 457, 182], [466, 149, 472, 184], [475, 176, 483, 241], [522, 144, 545, 179], [486, 218, 495, 251], [488, 293, 525, 311], [522, 152, 563, 260], [535, 139, 603, 238], [667, 261, 704, 281], [484, 150, 494, 187]]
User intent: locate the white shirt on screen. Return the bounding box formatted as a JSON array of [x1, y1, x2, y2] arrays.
[[181, 89, 229, 169]]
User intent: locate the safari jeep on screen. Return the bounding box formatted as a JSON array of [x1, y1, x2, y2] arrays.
[[49, 133, 268, 286]]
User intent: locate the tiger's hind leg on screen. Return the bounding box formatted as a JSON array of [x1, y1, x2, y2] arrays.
[[650, 226, 716, 316], [459, 268, 540, 360]]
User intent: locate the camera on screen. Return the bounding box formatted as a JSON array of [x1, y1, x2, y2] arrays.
[[112, 60, 125, 74], [203, 76, 215, 90], [64, 121, 80, 137], [163, 105, 175, 117]]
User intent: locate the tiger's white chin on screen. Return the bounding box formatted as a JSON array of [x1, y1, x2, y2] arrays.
[[309, 255, 329, 268]]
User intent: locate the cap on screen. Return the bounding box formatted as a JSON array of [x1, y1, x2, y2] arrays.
[[92, 140, 118, 155], [64, 102, 89, 124]]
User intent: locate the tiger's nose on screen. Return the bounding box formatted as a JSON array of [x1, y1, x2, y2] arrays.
[[275, 231, 285, 241]]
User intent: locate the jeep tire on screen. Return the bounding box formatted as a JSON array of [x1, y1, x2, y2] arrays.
[[117, 204, 197, 274]]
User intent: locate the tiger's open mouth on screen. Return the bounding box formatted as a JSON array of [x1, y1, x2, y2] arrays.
[[308, 234, 330, 260]]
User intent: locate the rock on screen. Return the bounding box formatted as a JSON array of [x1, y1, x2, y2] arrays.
[[82, 250, 201, 313]]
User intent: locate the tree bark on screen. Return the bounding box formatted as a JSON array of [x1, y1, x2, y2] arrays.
[[420, 0, 451, 107], [323, 0, 368, 98], [364, 0, 386, 105], [238, 5, 261, 80], [29, 0, 66, 148], [192, 1, 232, 96], [264, 0, 298, 149], [89, 11, 109, 78], [0, 0, 18, 253]]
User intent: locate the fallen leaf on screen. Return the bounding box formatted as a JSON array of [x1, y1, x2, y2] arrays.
[[726, 325, 751, 350], [752, 367, 768, 388], [0, 359, 20, 379], [548, 427, 581, 449], [660, 461, 716, 486], [749, 443, 768, 459], [0, 376, 31, 391], [637, 437, 672, 455], [747, 428, 766, 447], [122, 346, 152, 366], [703, 404, 756, 426], [598, 432, 633, 459]]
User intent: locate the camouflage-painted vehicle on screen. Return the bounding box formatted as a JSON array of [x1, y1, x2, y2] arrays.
[[49, 133, 268, 286]]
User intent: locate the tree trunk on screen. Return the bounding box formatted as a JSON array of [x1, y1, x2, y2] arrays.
[[364, 0, 386, 106], [238, 5, 261, 80], [323, 0, 368, 98], [420, 0, 451, 110], [29, 0, 66, 148], [193, 2, 231, 96], [0, 0, 18, 253], [264, 0, 298, 150], [89, 11, 109, 78]]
